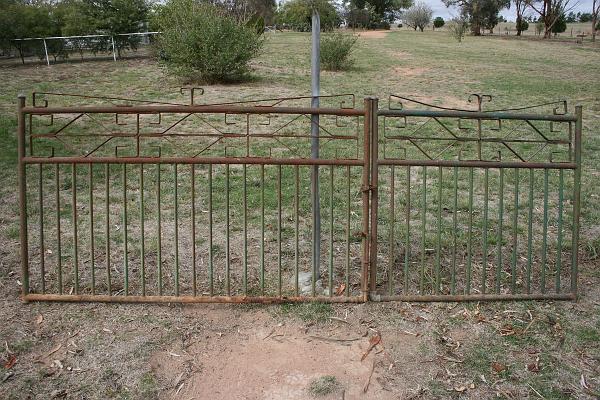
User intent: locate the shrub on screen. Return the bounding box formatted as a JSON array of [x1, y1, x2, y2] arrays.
[[516, 18, 529, 33], [433, 16, 445, 29], [320, 32, 358, 71], [153, 0, 263, 83], [448, 17, 469, 42]]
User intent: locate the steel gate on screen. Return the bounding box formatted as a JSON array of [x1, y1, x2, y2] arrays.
[[17, 92, 582, 303]]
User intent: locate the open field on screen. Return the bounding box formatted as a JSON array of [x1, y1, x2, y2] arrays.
[[0, 30, 599, 399]]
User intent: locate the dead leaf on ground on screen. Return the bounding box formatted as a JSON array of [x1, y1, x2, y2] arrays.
[[35, 314, 43, 325], [361, 333, 382, 361], [4, 355, 16, 369], [492, 362, 507, 373]]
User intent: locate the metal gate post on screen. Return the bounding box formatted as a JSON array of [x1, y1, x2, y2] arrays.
[[17, 94, 29, 299], [571, 105, 582, 298], [361, 97, 374, 301], [368, 97, 379, 298]]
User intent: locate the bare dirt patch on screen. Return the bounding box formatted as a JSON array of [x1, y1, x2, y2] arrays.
[[391, 66, 430, 77], [357, 31, 390, 39], [148, 305, 416, 399]]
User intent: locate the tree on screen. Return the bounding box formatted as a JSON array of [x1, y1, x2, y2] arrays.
[[448, 16, 469, 41], [592, 0, 600, 42], [0, 0, 55, 64], [403, 2, 433, 31], [525, 0, 577, 38], [344, 0, 412, 29], [514, 0, 529, 35], [433, 16, 445, 29], [551, 12, 566, 35], [579, 12, 593, 22], [516, 17, 529, 32], [442, 0, 510, 35], [276, 0, 340, 31], [82, 0, 149, 57]]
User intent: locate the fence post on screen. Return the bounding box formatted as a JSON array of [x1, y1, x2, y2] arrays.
[[111, 36, 117, 61], [43, 39, 50, 67], [368, 97, 379, 298], [571, 105, 582, 298], [17, 94, 29, 300], [361, 98, 373, 301], [310, 10, 321, 284]]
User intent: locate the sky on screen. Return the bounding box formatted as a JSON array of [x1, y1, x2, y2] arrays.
[[424, 0, 596, 21]]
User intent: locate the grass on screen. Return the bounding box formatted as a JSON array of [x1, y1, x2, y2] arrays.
[[307, 375, 341, 396], [0, 29, 599, 399]]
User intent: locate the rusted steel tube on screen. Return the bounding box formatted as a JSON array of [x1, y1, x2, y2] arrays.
[[370, 293, 576, 302], [571, 106, 582, 297], [23, 294, 365, 304], [23, 105, 366, 117], [23, 157, 365, 166], [18, 95, 29, 298], [377, 159, 576, 169], [379, 109, 577, 122], [369, 98, 379, 295], [361, 98, 372, 301]]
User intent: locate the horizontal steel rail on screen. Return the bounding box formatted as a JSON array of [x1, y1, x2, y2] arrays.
[[380, 109, 577, 122]]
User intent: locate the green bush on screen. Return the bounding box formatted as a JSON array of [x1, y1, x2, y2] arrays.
[[319, 32, 357, 71], [153, 0, 263, 83]]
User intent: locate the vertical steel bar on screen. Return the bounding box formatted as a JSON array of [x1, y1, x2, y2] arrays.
[[260, 164, 265, 296], [209, 164, 214, 296], [191, 165, 196, 296], [541, 169, 549, 293], [435, 166, 442, 295], [451, 167, 458, 295], [482, 168, 489, 294], [369, 98, 379, 296], [420, 166, 427, 295], [89, 164, 94, 295], [571, 106, 582, 296], [466, 168, 474, 295], [496, 168, 504, 294], [157, 164, 162, 295], [140, 165, 145, 296], [404, 166, 411, 294], [56, 164, 62, 294], [105, 164, 111, 294], [361, 98, 372, 301], [225, 164, 231, 296], [389, 165, 395, 296], [511, 169, 520, 294], [294, 165, 300, 296], [278, 164, 283, 297], [260, 164, 265, 294], [328, 165, 333, 297], [526, 169, 534, 294], [556, 169, 564, 293], [311, 10, 321, 284], [17, 95, 29, 298], [243, 164, 247, 294], [39, 164, 45, 294], [346, 165, 351, 297], [71, 164, 79, 294], [174, 165, 179, 296], [122, 164, 128, 295]]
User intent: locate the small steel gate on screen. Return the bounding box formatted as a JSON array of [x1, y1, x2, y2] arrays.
[[17, 92, 582, 303]]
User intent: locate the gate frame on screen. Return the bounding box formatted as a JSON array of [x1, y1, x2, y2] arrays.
[[17, 94, 583, 303], [367, 103, 582, 302]]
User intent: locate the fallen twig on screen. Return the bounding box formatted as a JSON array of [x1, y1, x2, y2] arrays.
[[363, 358, 375, 393]]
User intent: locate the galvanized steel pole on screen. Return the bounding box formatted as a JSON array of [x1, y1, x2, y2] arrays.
[[311, 10, 321, 281]]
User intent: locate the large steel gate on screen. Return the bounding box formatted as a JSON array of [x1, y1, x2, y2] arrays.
[[17, 92, 582, 303]]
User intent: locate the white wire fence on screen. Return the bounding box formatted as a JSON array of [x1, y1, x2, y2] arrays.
[[1, 32, 160, 66]]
